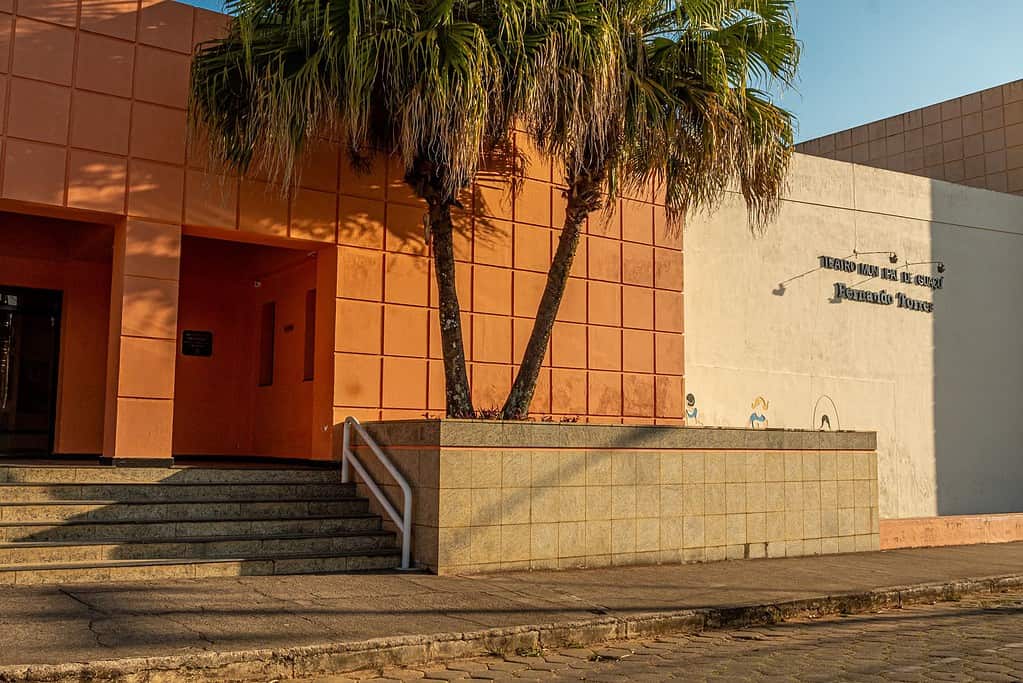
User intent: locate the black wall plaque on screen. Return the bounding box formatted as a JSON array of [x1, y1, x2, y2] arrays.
[[182, 330, 213, 357]]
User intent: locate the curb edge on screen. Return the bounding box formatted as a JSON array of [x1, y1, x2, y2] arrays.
[[3, 573, 1022, 682]]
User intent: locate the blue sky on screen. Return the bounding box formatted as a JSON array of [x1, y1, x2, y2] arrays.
[[181, 0, 1023, 142], [777, 0, 1023, 140], [183, 0, 222, 12]]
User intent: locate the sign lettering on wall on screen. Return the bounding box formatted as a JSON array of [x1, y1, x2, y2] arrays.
[[818, 256, 943, 314], [181, 330, 214, 357]]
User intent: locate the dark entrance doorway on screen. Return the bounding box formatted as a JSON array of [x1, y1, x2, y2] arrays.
[[0, 286, 62, 456]]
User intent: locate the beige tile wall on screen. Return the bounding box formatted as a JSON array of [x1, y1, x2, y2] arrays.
[[797, 79, 1023, 196], [350, 444, 880, 574]]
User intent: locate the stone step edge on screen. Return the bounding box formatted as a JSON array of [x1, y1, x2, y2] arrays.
[[0, 466, 336, 472], [2, 572, 1021, 683], [0, 496, 367, 507], [0, 482, 346, 487], [0, 512, 381, 527], [0, 548, 402, 574], [0, 469, 340, 482], [0, 529, 396, 550]]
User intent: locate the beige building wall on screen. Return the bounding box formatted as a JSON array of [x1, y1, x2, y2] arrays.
[[796, 79, 1023, 196], [684, 153, 1023, 519]]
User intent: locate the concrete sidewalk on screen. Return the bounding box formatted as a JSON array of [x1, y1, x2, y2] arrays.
[[2, 543, 1023, 681]]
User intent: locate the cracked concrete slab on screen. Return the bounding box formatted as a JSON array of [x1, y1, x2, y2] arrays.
[[0, 543, 1021, 669]]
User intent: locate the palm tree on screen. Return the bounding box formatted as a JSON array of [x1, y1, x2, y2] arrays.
[[189, 0, 539, 418], [502, 0, 800, 419]]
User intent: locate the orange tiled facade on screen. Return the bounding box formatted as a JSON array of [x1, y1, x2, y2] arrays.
[[0, 0, 685, 462], [796, 79, 1023, 195]]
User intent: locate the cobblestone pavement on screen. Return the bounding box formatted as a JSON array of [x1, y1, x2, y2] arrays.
[[292, 589, 1023, 682]]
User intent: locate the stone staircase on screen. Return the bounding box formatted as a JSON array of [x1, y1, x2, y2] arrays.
[[0, 465, 401, 585]]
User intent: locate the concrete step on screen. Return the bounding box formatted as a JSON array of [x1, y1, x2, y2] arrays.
[[0, 465, 401, 584], [0, 498, 370, 523], [0, 465, 339, 485], [0, 550, 402, 585], [0, 482, 355, 502], [0, 514, 383, 543], [0, 531, 397, 564]]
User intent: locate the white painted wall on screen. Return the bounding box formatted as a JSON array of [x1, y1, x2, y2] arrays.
[[685, 154, 1023, 519]]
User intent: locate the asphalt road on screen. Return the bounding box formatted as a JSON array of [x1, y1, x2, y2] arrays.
[[294, 588, 1023, 682]]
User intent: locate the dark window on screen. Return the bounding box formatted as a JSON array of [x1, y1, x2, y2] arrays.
[[258, 301, 275, 386], [303, 289, 316, 382]]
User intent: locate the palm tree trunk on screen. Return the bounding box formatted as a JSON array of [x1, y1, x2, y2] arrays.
[[502, 172, 600, 420], [428, 198, 474, 418]]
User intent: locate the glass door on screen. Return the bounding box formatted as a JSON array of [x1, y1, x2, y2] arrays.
[[0, 286, 62, 456]]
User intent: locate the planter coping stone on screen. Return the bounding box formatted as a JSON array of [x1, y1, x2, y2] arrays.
[[354, 419, 876, 451]]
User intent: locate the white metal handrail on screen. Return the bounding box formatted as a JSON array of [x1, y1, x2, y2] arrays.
[[341, 417, 413, 570]]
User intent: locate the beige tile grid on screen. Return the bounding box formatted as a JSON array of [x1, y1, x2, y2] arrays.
[[414, 447, 881, 573], [797, 80, 1023, 195]]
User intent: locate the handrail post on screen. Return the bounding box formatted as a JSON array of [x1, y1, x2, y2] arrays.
[[341, 419, 351, 484], [401, 482, 412, 570]]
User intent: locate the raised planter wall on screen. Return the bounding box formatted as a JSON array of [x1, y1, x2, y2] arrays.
[[345, 420, 879, 574]]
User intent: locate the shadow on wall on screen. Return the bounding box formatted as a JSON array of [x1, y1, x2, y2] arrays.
[[332, 139, 568, 414], [931, 180, 1023, 515], [338, 140, 523, 253]]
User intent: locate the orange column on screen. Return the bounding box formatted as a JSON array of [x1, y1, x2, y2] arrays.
[[103, 220, 182, 461]]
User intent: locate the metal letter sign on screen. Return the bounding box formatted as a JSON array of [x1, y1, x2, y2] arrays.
[[819, 255, 943, 314]]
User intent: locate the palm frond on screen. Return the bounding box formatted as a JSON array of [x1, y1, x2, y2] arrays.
[[518, 0, 799, 231], [191, 0, 543, 202]]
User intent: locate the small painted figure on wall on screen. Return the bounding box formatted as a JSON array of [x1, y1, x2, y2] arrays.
[[684, 393, 702, 426], [749, 396, 769, 429]]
